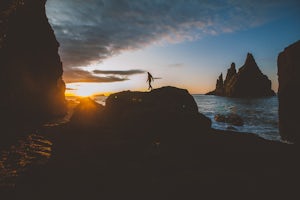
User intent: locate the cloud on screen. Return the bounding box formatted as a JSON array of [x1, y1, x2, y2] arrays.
[[63, 69, 128, 83], [93, 69, 145, 75], [46, 0, 299, 82]]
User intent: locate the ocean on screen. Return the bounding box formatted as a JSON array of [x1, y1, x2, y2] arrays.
[[193, 95, 280, 141], [94, 94, 280, 141]]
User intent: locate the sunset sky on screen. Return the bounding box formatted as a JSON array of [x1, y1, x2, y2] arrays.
[[46, 0, 300, 96]]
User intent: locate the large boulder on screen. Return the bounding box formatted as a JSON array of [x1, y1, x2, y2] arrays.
[[0, 0, 66, 129], [207, 53, 275, 98], [278, 40, 300, 143], [105, 86, 211, 128]]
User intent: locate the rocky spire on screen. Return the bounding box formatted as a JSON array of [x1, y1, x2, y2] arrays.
[[216, 73, 224, 89], [206, 53, 275, 97], [224, 62, 236, 86], [211, 73, 224, 95], [239, 53, 261, 73], [245, 53, 256, 65]]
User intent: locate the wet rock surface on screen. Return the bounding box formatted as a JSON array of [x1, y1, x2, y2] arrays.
[[0, 134, 52, 188]]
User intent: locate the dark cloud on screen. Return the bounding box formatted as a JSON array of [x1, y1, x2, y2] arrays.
[[63, 69, 128, 83], [93, 69, 145, 75], [45, 0, 298, 82]]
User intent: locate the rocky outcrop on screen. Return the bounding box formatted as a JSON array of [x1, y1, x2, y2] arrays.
[[0, 0, 66, 128], [224, 63, 237, 86], [208, 73, 224, 96], [207, 53, 275, 98], [105, 86, 211, 128], [223, 62, 237, 95], [278, 40, 300, 143], [214, 113, 244, 126]]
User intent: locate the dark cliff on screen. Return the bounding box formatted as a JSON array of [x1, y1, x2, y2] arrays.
[[278, 40, 300, 143], [207, 53, 275, 98], [0, 0, 66, 129]]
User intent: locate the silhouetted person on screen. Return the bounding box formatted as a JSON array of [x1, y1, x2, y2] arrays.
[[147, 72, 154, 90]]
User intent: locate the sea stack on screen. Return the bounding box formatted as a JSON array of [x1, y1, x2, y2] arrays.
[[278, 40, 300, 143], [0, 0, 66, 127], [207, 53, 275, 98]]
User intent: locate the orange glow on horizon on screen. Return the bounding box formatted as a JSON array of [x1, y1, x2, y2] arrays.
[[65, 90, 112, 98], [65, 82, 108, 97], [65, 81, 210, 98]]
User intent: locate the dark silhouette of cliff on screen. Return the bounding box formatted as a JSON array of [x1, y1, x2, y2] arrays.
[[0, 0, 66, 137], [207, 53, 275, 97], [278, 40, 300, 143]]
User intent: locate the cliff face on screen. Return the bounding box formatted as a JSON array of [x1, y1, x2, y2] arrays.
[[0, 0, 66, 126], [207, 53, 275, 98], [278, 40, 300, 143]]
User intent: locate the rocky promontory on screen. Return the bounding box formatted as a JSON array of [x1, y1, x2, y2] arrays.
[[278, 40, 300, 143], [207, 53, 275, 98], [0, 0, 66, 139]]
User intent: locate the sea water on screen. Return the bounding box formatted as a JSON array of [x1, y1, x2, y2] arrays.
[[94, 94, 280, 141], [193, 95, 280, 141]]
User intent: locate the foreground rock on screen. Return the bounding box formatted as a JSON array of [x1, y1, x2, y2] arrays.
[[6, 86, 298, 200], [207, 53, 275, 97], [105, 86, 211, 128], [278, 40, 300, 143], [70, 97, 105, 126], [214, 113, 244, 126], [0, 0, 66, 144]]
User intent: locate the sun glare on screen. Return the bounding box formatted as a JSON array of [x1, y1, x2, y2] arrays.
[[75, 88, 95, 97], [66, 83, 104, 97]]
